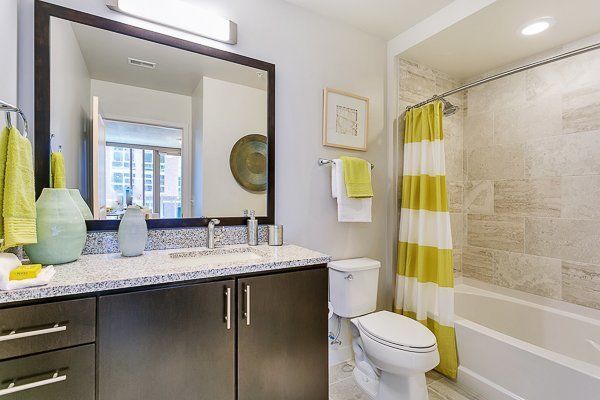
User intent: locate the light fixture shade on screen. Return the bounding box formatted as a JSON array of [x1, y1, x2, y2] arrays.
[[106, 0, 237, 44]]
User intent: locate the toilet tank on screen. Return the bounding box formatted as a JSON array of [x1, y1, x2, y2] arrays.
[[328, 258, 381, 318]]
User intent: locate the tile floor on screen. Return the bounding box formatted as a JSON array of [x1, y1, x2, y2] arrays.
[[329, 362, 484, 400]]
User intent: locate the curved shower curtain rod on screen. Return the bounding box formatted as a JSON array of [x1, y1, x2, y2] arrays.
[[405, 40, 600, 112]]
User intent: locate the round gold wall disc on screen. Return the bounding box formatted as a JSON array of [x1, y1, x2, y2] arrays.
[[229, 134, 267, 192]]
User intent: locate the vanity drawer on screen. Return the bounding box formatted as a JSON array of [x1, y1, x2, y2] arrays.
[[0, 344, 95, 400], [0, 298, 96, 360]]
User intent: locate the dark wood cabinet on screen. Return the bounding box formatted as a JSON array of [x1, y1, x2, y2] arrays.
[[0, 344, 95, 400], [97, 280, 236, 400], [0, 298, 95, 360], [2, 265, 328, 400], [238, 268, 329, 400]]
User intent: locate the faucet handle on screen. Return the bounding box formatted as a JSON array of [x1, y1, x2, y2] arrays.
[[210, 218, 221, 225]]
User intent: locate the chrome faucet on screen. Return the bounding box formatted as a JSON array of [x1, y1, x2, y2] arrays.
[[207, 219, 221, 249]]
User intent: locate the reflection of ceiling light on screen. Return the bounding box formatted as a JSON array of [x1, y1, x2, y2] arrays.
[[521, 17, 555, 36], [106, 0, 237, 44], [256, 72, 265, 78]]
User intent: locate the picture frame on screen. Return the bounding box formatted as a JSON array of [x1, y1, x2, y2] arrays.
[[322, 88, 369, 151]]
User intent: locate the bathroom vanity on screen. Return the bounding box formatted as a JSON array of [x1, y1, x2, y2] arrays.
[[5, 3, 332, 398], [0, 245, 330, 399]]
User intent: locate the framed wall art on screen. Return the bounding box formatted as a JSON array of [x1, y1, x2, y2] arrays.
[[322, 88, 369, 151]]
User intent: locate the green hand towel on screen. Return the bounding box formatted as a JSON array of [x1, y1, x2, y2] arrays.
[[340, 156, 373, 198], [0, 126, 37, 250], [51, 152, 66, 188]]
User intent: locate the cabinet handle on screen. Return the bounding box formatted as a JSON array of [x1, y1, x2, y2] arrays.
[[0, 323, 66, 342], [0, 371, 66, 396], [243, 284, 251, 326], [225, 287, 232, 330]]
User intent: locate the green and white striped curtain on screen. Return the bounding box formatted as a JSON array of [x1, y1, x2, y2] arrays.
[[395, 101, 458, 379]]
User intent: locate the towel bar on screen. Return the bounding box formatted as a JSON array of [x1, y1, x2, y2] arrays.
[[318, 158, 374, 169]]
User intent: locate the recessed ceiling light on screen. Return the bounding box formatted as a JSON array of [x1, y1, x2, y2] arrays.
[[521, 17, 555, 36]]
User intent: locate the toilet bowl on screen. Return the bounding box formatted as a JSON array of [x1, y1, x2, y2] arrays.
[[351, 311, 439, 400], [328, 258, 440, 400]]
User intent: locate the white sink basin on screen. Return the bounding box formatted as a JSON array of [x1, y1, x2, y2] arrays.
[[169, 247, 266, 264]]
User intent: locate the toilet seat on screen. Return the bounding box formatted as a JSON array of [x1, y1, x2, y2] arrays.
[[356, 311, 437, 353]]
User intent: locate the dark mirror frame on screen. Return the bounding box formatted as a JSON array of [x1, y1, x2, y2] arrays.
[[34, 1, 275, 231]]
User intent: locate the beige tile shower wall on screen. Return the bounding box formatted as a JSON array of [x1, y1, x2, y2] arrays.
[[397, 59, 465, 273], [463, 49, 600, 310]]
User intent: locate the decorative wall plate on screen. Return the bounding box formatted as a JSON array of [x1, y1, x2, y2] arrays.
[[229, 134, 268, 192]]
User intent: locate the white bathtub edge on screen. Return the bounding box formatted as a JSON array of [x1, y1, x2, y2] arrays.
[[455, 318, 600, 379], [457, 366, 524, 400], [458, 278, 600, 322]]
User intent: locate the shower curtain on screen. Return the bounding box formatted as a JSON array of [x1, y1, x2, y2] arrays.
[[395, 101, 458, 379]]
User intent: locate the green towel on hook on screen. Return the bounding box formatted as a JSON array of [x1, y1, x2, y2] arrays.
[[0, 126, 37, 250], [340, 156, 373, 198], [51, 151, 66, 188]]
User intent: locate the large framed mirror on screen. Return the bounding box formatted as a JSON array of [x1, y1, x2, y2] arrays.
[[34, 1, 275, 230]]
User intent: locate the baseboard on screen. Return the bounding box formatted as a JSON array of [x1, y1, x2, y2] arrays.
[[329, 345, 353, 366]]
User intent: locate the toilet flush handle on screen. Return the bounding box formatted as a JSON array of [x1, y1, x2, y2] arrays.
[[345, 274, 354, 281]]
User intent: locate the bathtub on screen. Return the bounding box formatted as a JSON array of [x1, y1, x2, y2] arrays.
[[454, 279, 600, 400]]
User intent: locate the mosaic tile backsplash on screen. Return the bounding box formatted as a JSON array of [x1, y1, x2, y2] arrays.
[[82, 225, 269, 255]]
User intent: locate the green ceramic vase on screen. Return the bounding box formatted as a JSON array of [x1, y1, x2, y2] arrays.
[[68, 189, 94, 220], [24, 188, 87, 265]]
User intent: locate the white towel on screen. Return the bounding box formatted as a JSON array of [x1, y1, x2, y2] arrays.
[[0, 253, 55, 291], [332, 159, 372, 222]]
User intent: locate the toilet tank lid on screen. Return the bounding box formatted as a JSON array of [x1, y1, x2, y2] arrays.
[[328, 258, 381, 272]]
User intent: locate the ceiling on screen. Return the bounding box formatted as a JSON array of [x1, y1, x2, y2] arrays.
[[400, 0, 600, 80], [66, 20, 267, 96], [283, 0, 453, 40]]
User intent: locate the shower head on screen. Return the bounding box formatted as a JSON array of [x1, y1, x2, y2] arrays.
[[440, 97, 459, 116]]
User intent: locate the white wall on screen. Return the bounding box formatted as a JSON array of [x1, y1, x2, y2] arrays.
[[191, 80, 204, 217], [90, 79, 193, 216], [0, 0, 18, 117], [17, 0, 389, 309], [202, 77, 267, 217], [90, 80, 192, 127], [50, 18, 90, 192]]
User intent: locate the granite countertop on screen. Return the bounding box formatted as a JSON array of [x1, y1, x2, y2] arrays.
[[0, 244, 331, 305]]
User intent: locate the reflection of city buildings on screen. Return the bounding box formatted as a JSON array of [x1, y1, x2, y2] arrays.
[[105, 120, 182, 219]]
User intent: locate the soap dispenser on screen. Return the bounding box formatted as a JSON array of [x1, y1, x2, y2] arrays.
[[245, 210, 258, 246]]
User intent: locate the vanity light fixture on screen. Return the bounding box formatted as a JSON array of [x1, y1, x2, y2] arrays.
[[106, 0, 238, 44], [521, 17, 555, 36]]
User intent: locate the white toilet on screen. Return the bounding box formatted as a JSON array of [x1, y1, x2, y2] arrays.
[[329, 258, 440, 400]]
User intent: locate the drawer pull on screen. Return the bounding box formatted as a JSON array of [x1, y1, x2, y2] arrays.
[[0, 371, 66, 396], [0, 323, 66, 342]]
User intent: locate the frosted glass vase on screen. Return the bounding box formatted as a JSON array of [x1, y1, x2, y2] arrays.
[[118, 206, 148, 257], [69, 189, 94, 220], [24, 188, 87, 265]]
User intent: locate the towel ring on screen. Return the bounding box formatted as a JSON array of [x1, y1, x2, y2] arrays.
[[0, 100, 29, 138]]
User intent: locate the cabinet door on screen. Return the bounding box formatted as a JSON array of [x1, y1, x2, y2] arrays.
[[98, 280, 235, 400], [238, 267, 328, 400]]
